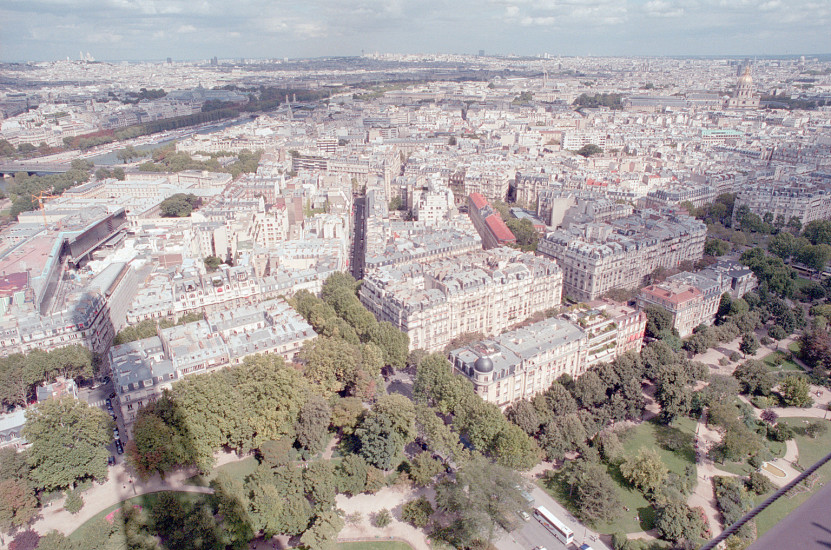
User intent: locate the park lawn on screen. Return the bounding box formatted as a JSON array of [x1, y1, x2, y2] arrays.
[[619, 417, 698, 477], [794, 277, 815, 291], [712, 431, 787, 479], [780, 417, 831, 468], [536, 471, 654, 535], [187, 456, 259, 487], [754, 416, 831, 536], [544, 417, 698, 535], [762, 351, 803, 373], [338, 542, 415, 550], [713, 459, 755, 477], [69, 491, 210, 543]]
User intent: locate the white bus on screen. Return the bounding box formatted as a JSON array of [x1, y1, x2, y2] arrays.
[[534, 506, 574, 545]]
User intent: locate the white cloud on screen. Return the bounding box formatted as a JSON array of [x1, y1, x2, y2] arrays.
[[520, 16, 556, 26], [644, 0, 686, 17], [0, 0, 829, 60]]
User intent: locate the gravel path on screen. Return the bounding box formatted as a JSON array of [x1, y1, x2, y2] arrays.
[[336, 485, 435, 550], [27, 449, 245, 540]]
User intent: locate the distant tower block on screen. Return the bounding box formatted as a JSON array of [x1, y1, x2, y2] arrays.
[[726, 66, 760, 110], [479, 49, 485, 57]]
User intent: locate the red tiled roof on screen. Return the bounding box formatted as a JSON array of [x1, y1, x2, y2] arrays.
[[641, 284, 701, 305], [469, 193, 488, 210], [485, 214, 516, 243], [0, 272, 27, 298]]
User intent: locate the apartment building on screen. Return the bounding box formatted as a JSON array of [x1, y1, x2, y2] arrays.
[[561, 300, 646, 368], [733, 185, 831, 227], [111, 299, 315, 432], [537, 210, 706, 301], [448, 317, 587, 409], [468, 193, 516, 249], [359, 248, 562, 352], [636, 272, 722, 338]]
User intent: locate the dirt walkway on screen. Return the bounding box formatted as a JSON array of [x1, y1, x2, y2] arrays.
[[687, 412, 741, 537], [28, 449, 246, 539], [335, 485, 434, 550], [627, 529, 660, 540]]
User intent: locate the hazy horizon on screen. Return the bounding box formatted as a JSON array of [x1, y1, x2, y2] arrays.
[[2, 0, 829, 63]]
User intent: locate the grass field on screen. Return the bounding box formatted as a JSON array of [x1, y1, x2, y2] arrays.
[[762, 351, 803, 373], [187, 456, 259, 487], [754, 416, 831, 536], [540, 417, 697, 535]]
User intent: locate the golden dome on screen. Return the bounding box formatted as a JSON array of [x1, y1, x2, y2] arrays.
[[738, 66, 753, 87]]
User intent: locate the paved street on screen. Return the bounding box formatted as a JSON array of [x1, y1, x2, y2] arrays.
[[495, 482, 611, 550], [350, 195, 366, 280], [78, 380, 128, 465]]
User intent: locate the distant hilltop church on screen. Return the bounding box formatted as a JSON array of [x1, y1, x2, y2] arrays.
[[725, 66, 760, 109]]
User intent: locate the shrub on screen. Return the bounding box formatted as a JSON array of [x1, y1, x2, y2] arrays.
[[752, 396, 774, 409], [729, 351, 742, 362], [768, 422, 795, 442], [9, 531, 40, 550], [64, 489, 84, 514], [401, 496, 433, 528], [760, 409, 779, 424], [768, 325, 787, 341], [612, 532, 630, 550], [747, 472, 774, 495], [345, 512, 363, 525], [719, 357, 730, 367], [779, 375, 814, 407], [373, 508, 392, 527]]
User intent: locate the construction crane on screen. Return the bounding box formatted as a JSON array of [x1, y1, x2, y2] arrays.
[[32, 190, 56, 226]]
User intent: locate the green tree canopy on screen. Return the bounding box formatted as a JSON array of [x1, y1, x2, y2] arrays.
[[24, 397, 112, 491], [621, 448, 668, 495], [434, 456, 525, 546], [159, 193, 202, 217], [576, 144, 603, 157]]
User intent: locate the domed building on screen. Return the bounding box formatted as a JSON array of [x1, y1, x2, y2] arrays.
[[447, 317, 587, 409], [726, 66, 760, 109]]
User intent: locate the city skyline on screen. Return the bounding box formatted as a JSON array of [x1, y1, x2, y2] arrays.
[[2, 0, 830, 62]]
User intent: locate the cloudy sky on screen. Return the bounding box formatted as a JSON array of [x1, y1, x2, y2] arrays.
[[1, 0, 829, 62]]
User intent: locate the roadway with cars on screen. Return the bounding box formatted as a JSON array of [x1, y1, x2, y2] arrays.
[[78, 379, 127, 464], [495, 484, 611, 550], [350, 195, 367, 280]]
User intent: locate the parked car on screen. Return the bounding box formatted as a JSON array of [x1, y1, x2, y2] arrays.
[[105, 398, 112, 408], [517, 510, 531, 521], [113, 428, 119, 439], [115, 440, 124, 454], [109, 392, 116, 399], [107, 456, 116, 466]]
